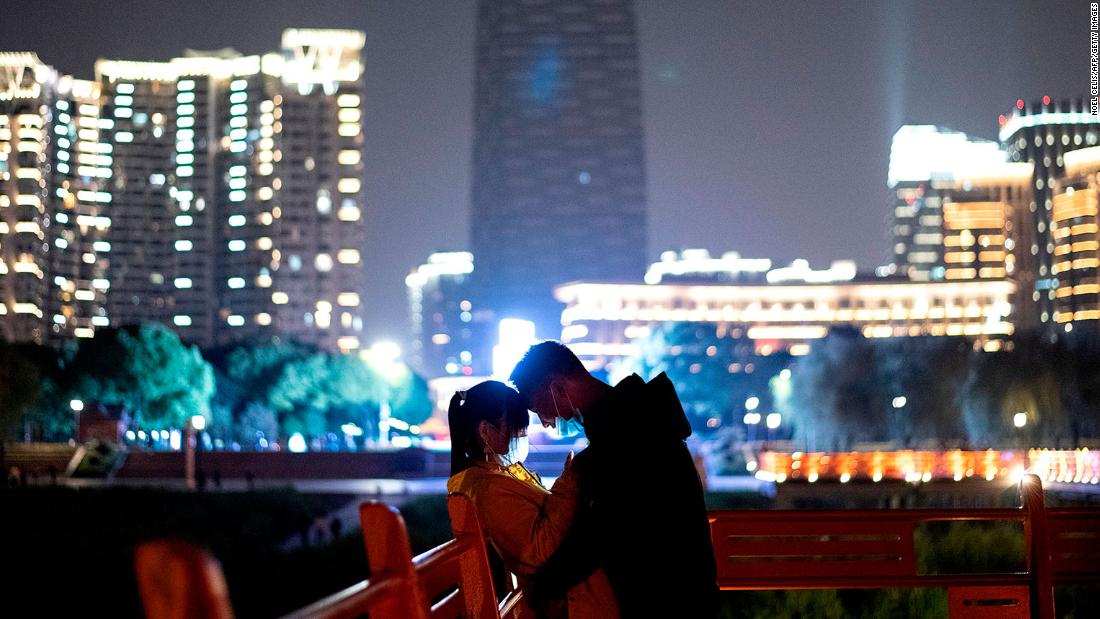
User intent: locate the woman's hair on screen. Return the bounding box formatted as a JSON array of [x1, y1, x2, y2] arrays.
[[448, 380, 529, 476]]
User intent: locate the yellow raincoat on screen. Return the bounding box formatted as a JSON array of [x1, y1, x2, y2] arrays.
[[447, 460, 619, 619]]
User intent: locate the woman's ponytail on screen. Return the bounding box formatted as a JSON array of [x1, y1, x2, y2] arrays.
[[448, 391, 471, 475]]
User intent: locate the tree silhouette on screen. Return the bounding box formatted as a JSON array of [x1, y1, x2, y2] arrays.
[[784, 327, 886, 451], [877, 337, 970, 447], [617, 322, 789, 433], [959, 335, 1069, 448], [62, 323, 214, 429]]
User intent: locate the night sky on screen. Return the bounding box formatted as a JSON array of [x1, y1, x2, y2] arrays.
[[0, 0, 1083, 342]]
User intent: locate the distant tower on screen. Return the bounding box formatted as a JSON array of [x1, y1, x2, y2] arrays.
[[406, 251, 492, 378], [1050, 147, 1100, 335], [95, 30, 367, 351], [0, 53, 110, 344], [887, 125, 1033, 324], [999, 97, 1100, 333], [471, 0, 648, 339]]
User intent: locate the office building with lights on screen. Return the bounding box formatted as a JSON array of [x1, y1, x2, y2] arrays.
[[0, 53, 110, 344], [470, 0, 648, 338], [93, 29, 367, 351], [1050, 146, 1100, 331], [999, 97, 1100, 331], [888, 126, 1033, 323], [555, 251, 1015, 374], [406, 251, 493, 378]]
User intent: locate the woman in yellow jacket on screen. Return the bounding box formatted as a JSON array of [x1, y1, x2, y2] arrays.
[[446, 380, 619, 619]]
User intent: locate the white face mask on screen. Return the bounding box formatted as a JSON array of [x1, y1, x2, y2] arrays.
[[486, 422, 529, 466], [504, 434, 529, 465]]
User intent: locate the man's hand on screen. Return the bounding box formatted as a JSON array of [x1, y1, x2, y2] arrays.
[[563, 449, 574, 473]]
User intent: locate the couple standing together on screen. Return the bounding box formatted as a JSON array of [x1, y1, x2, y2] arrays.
[[447, 341, 719, 618]]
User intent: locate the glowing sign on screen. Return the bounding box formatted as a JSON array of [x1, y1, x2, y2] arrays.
[[492, 319, 536, 379], [280, 29, 364, 95], [0, 53, 52, 101]]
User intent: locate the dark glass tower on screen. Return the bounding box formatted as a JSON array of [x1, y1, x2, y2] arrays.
[[471, 0, 648, 339]]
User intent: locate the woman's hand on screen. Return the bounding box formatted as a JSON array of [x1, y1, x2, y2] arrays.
[[563, 450, 574, 474]]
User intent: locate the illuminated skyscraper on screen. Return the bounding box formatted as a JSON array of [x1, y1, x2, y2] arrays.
[[93, 29, 367, 351], [406, 251, 494, 378], [96, 60, 191, 339], [471, 0, 648, 338], [887, 126, 1033, 322], [265, 29, 368, 353], [1050, 146, 1100, 332], [0, 54, 110, 344], [48, 76, 112, 341], [1000, 97, 1100, 331]]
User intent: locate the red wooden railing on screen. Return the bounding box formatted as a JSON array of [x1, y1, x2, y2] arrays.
[[136, 475, 1100, 619], [711, 506, 1034, 617], [134, 540, 235, 619]]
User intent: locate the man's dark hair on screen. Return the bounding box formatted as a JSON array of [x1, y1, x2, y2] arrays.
[[509, 340, 588, 397]]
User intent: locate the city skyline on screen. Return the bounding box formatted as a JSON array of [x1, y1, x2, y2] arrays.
[[0, 0, 1085, 342]]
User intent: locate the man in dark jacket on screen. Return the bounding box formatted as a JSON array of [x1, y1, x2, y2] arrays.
[[510, 341, 718, 618]]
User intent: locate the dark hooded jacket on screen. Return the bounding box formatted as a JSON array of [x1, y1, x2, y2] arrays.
[[528, 372, 718, 617]]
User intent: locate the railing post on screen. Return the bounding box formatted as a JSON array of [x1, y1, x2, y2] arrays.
[[447, 494, 502, 618], [1021, 474, 1055, 619], [135, 540, 235, 619], [359, 502, 429, 619]]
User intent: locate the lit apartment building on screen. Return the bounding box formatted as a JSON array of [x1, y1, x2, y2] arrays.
[[1050, 146, 1100, 331], [0, 53, 110, 344], [266, 29, 368, 353], [93, 29, 367, 351], [48, 77, 112, 341], [1000, 97, 1100, 331], [96, 59, 189, 338], [555, 252, 1015, 374]]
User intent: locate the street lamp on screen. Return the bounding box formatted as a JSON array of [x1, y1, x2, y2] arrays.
[[341, 422, 364, 450], [765, 413, 782, 449], [743, 411, 761, 443], [742, 396, 761, 444], [892, 395, 907, 446], [288, 432, 308, 453], [70, 399, 84, 443], [363, 341, 404, 447], [185, 414, 206, 491]]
